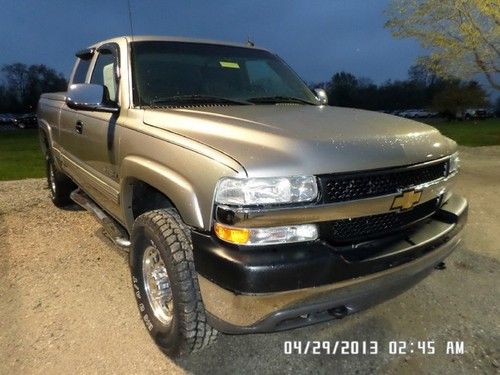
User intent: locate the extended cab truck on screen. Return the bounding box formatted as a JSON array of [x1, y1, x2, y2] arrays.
[[37, 36, 467, 357]]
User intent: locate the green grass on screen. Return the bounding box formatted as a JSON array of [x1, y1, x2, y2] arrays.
[[0, 129, 45, 181], [425, 118, 500, 147]]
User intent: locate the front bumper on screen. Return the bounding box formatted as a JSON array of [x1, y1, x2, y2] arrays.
[[193, 194, 467, 333]]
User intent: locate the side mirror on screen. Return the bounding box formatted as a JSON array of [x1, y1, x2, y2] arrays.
[[314, 88, 328, 105], [66, 83, 119, 113]]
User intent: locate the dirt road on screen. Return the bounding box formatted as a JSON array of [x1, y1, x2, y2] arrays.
[[0, 146, 498, 374]]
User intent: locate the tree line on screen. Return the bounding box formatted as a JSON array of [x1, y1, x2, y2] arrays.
[[311, 63, 491, 117], [0, 63, 67, 114]]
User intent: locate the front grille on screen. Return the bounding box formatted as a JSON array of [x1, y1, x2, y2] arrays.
[[318, 160, 448, 203], [320, 198, 440, 244]]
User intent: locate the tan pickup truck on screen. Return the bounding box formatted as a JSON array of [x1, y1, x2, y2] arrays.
[[37, 35, 467, 357]]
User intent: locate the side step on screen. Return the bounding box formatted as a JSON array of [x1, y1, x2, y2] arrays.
[[70, 188, 131, 250]]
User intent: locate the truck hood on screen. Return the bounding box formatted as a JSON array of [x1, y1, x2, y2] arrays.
[[143, 105, 456, 177]]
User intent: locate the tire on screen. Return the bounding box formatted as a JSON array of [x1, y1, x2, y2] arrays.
[[130, 209, 218, 357], [45, 152, 75, 207]]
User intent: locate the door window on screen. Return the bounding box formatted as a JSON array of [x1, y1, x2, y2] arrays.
[[91, 51, 118, 103]]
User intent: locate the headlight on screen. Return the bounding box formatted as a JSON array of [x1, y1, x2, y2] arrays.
[[215, 176, 318, 206], [449, 152, 460, 174]]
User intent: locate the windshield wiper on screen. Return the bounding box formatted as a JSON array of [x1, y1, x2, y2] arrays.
[[149, 95, 251, 106], [247, 96, 317, 105]]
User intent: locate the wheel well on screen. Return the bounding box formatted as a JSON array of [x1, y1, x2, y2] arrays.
[[131, 180, 175, 219], [39, 129, 49, 156]]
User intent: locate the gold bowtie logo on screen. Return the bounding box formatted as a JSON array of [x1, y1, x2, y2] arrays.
[[391, 189, 422, 211]]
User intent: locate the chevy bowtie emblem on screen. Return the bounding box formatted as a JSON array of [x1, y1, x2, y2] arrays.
[[391, 189, 422, 211]]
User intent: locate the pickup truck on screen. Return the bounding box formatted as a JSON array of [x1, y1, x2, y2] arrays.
[[37, 36, 467, 357]]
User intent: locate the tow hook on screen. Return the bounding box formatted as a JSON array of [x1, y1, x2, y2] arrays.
[[434, 261, 446, 270]]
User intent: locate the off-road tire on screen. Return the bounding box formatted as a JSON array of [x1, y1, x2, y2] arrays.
[[130, 209, 218, 357], [45, 152, 75, 207]]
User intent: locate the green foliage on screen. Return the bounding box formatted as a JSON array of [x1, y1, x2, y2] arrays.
[[0, 130, 45, 180], [385, 0, 500, 90], [432, 81, 488, 117]]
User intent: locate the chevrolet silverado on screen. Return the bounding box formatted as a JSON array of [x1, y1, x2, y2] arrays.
[[37, 36, 467, 357]]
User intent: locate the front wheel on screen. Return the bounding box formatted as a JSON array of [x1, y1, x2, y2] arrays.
[[130, 209, 217, 357]]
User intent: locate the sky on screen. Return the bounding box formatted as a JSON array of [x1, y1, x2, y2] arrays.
[[0, 0, 426, 84]]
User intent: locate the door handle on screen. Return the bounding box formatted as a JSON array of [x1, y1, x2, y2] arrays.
[[75, 120, 83, 134]]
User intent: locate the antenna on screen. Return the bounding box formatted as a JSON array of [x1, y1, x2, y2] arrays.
[[246, 36, 255, 47], [127, 0, 135, 39], [126, 0, 141, 106]]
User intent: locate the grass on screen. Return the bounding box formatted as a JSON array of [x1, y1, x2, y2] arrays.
[[425, 118, 500, 147], [0, 118, 499, 181], [0, 129, 45, 181]]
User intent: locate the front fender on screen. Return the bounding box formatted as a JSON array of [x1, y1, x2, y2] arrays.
[[120, 155, 241, 232], [121, 156, 203, 230]]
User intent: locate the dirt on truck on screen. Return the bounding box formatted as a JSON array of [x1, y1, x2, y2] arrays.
[[37, 35, 467, 357]]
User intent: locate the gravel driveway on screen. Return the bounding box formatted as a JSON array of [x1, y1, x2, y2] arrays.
[[0, 146, 499, 374]]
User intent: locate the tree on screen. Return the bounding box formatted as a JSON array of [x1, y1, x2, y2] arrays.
[[24, 64, 67, 111], [385, 0, 500, 90], [494, 96, 500, 116], [432, 80, 489, 118], [0, 63, 67, 112], [0, 84, 22, 113], [1, 63, 29, 100], [408, 63, 449, 106], [327, 72, 359, 106], [408, 63, 438, 87]]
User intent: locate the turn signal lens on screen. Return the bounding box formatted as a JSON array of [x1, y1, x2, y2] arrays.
[[214, 222, 318, 246], [214, 223, 250, 244]]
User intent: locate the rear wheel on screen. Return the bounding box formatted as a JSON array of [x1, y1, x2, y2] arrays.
[[45, 153, 75, 207], [130, 209, 218, 357]]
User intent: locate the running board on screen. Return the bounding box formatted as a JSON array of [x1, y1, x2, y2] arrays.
[[70, 189, 131, 250]]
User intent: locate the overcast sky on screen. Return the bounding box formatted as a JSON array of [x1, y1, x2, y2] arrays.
[[0, 0, 426, 84]]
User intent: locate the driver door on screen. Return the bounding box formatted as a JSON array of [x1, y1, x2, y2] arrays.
[[71, 44, 122, 218]]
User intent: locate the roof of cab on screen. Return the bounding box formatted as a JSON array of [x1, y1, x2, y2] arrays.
[[85, 35, 266, 51]]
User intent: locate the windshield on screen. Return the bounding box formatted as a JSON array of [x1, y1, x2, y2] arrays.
[[130, 41, 318, 106]]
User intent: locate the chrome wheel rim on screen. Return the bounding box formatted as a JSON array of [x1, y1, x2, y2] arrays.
[[48, 162, 56, 196], [142, 245, 173, 326]]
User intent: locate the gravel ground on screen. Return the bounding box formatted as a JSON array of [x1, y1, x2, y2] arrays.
[[0, 146, 499, 374]]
